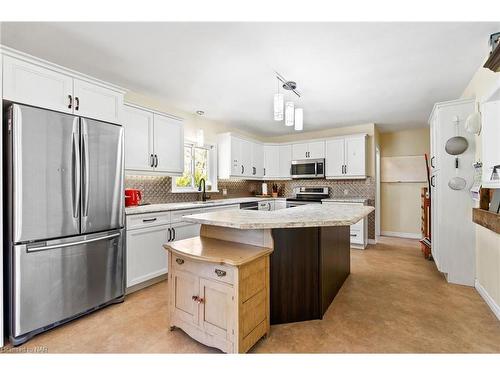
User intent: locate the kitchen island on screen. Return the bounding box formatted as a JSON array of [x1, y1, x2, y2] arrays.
[[183, 204, 373, 320]]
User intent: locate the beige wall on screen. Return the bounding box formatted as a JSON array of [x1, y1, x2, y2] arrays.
[[266, 123, 376, 177], [380, 128, 430, 235], [461, 60, 500, 309]]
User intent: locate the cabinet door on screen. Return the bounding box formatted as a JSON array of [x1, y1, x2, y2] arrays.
[[325, 138, 345, 177], [278, 144, 292, 178], [292, 143, 308, 160], [2, 55, 73, 114], [230, 136, 243, 176], [344, 137, 366, 177], [252, 142, 264, 178], [171, 221, 201, 241], [264, 145, 280, 178], [430, 172, 440, 270], [172, 270, 200, 325], [240, 139, 253, 177], [153, 114, 184, 174], [308, 141, 325, 159], [199, 278, 234, 340], [73, 79, 123, 124], [126, 225, 169, 287], [481, 101, 500, 187], [122, 105, 154, 171]]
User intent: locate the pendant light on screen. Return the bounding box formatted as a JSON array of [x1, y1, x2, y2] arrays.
[[285, 101, 295, 126], [294, 108, 303, 131], [273, 79, 284, 121]]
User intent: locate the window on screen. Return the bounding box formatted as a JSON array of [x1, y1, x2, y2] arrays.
[[173, 143, 217, 192]]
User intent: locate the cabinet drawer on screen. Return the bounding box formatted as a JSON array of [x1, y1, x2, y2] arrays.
[[172, 255, 235, 285], [171, 208, 203, 224], [126, 211, 171, 230], [349, 229, 363, 244]]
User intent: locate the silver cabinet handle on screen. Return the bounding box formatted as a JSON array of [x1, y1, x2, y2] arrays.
[[350, 234, 357, 237], [241, 165, 244, 174], [68, 95, 73, 109], [75, 96, 80, 111], [172, 227, 176, 241], [81, 119, 90, 217], [345, 165, 347, 174], [431, 175, 436, 187], [150, 154, 154, 167], [176, 258, 184, 265], [168, 228, 172, 242], [71, 119, 81, 219], [264, 168, 266, 176], [215, 269, 226, 277], [27, 232, 120, 252], [142, 218, 157, 223], [430, 156, 435, 168], [154, 154, 158, 168]]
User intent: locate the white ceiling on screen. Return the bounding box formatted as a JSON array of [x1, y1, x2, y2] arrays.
[[1, 22, 499, 134]]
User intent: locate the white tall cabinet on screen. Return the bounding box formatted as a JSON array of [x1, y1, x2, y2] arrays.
[[429, 98, 475, 286], [122, 103, 184, 175]]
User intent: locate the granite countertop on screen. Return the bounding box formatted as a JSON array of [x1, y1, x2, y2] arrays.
[[125, 197, 286, 215], [322, 198, 369, 204], [183, 204, 375, 229]]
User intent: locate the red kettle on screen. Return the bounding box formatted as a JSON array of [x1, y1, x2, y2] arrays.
[[125, 189, 142, 207]]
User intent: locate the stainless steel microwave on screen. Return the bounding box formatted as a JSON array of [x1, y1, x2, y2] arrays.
[[291, 158, 325, 179]]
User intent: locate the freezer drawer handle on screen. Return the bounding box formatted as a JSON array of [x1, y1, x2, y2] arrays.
[[142, 218, 157, 223], [176, 258, 184, 265], [27, 232, 120, 252]]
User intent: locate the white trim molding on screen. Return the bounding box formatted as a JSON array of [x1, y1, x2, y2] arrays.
[[381, 231, 421, 239], [475, 280, 500, 321]]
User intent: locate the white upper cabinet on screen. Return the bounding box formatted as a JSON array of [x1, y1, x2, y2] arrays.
[[123, 104, 184, 175], [291, 141, 325, 160], [153, 114, 184, 174], [2, 55, 73, 114], [73, 78, 123, 124], [122, 105, 154, 171], [325, 138, 344, 177], [251, 142, 264, 178], [2, 53, 125, 123], [326, 135, 367, 179], [230, 136, 244, 176], [278, 144, 292, 178], [308, 141, 326, 159], [481, 98, 500, 188], [240, 138, 253, 177], [264, 145, 280, 178], [344, 137, 366, 176]]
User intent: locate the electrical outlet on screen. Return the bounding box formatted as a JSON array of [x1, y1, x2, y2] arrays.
[[343, 189, 349, 196], [222, 188, 227, 196]]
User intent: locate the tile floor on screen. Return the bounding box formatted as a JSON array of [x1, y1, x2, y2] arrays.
[[3, 237, 500, 353]]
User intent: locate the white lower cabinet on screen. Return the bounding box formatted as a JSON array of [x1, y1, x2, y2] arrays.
[[322, 201, 368, 249], [126, 223, 169, 288]]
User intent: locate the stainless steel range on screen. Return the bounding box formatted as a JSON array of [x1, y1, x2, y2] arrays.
[[286, 186, 329, 208]]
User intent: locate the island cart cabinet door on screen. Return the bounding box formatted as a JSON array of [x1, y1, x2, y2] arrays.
[[199, 278, 235, 341], [171, 269, 200, 325], [153, 113, 184, 174]]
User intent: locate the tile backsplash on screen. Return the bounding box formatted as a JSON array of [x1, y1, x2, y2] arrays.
[[124, 175, 375, 239]]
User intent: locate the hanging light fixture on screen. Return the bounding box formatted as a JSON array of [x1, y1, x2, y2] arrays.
[[285, 102, 295, 126], [274, 93, 284, 121], [294, 108, 303, 131]]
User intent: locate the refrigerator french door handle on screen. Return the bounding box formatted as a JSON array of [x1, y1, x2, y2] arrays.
[[82, 119, 90, 219], [71, 118, 81, 220], [26, 232, 120, 252]]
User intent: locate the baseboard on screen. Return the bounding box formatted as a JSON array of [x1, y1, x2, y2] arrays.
[[126, 273, 168, 295], [381, 231, 421, 239], [475, 279, 500, 321], [368, 239, 377, 245]]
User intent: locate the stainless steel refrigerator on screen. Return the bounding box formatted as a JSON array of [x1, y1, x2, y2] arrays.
[[5, 103, 125, 346]]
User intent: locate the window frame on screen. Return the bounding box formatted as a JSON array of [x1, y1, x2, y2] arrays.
[[172, 141, 218, 193]]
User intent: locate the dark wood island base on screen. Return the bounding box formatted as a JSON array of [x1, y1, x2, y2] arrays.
[[270, 226, 350, 324]]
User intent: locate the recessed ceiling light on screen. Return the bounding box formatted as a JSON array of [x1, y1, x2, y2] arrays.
[[196, 110, 205, 116]]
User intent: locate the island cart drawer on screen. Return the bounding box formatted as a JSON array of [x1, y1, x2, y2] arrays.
[[172, 255, 235, 285], [126, 211, 171, 230]]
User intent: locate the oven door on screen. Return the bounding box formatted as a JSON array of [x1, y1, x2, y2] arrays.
[[291, 159, 325, 179]]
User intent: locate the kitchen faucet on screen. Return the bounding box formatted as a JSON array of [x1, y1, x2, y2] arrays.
[[198, 178, 210, 202]]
